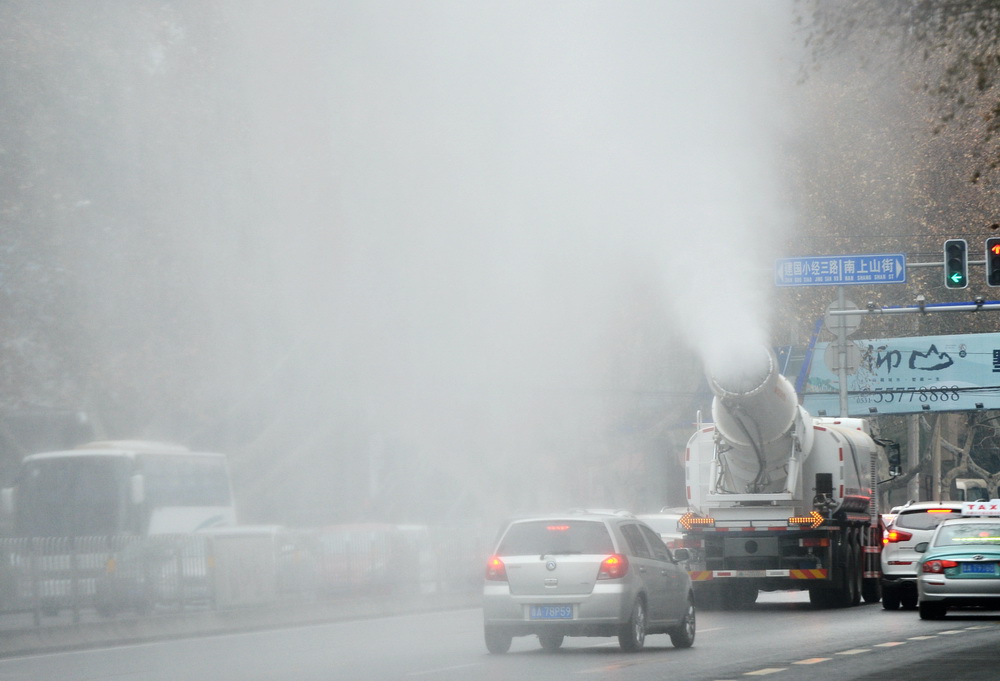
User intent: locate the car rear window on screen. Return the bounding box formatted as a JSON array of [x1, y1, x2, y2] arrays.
[[497, 520, 614, 556], [895, 508, 963, 530], [936, 522, 1000, 546]]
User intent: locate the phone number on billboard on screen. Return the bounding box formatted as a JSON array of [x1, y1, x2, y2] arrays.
[[860, 387, 962, 403]]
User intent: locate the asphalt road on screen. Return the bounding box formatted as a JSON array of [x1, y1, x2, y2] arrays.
[[1, 591, 997, 681]]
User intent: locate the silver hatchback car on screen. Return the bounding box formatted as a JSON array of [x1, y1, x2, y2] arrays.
[[482, 510, 695, 653]]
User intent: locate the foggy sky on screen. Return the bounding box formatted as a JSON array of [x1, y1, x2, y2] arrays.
[[231, 1, 797, 390], [226, 1, 800, 516], [4, 1, 801, 521]]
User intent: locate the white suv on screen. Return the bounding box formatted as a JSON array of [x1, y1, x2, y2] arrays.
[[880, 501, 964, 609]]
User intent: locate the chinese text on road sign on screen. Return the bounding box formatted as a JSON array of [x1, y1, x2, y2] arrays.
[[775, 254, 906, 287]]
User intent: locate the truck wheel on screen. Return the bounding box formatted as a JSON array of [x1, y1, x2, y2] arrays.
[[484, 626, 512, 654], [618, 598, 647, 652]]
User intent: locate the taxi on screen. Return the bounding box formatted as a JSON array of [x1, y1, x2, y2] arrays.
[[914, 499, 1000, 620]]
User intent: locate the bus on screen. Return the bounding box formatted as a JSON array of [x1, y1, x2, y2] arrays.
[[0, 441, 236, 615], [3, 440, 236, 537]]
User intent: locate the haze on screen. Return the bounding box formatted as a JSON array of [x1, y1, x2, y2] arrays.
[[2, 1, 798, 528]]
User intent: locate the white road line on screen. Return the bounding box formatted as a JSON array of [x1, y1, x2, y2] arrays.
[[835, 648, 870, 655], [793, 657, 831, 664], [744, 668, 787, 676]]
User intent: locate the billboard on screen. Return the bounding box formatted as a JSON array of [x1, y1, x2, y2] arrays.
[[801, 332, 1000, 416]]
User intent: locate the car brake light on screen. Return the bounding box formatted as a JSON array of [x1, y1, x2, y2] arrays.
[[885, 529, 913, 543], [597, 554, 629, 580], [922, 559, 958, 574], [485, 556, 507, 581]]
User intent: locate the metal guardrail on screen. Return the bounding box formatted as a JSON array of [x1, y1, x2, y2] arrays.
[[0, 526, 486, 628]]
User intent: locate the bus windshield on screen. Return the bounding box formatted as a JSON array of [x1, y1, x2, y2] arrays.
[[11, 447, 235, 538], [15, 456, 131, 537]]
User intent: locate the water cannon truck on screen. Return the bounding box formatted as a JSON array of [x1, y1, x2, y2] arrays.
[[680, 346, 884, 608]]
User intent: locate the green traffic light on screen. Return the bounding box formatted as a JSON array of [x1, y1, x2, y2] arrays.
[[944, 239, 968, 289]]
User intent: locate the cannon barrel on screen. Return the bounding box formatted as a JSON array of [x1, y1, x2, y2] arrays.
[[708, 346, 799, 449]]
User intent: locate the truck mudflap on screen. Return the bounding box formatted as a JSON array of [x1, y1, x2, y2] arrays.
[[689, 569, 828, 581]]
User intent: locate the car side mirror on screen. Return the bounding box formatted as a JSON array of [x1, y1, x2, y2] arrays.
[[672, 548, 690, 562], [887, 443, 901, 477], [914, 542, 929, 553]]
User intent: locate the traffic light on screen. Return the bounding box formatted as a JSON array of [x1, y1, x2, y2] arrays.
[[944, 238, 968, 289], [988, 238, 1000, 286]]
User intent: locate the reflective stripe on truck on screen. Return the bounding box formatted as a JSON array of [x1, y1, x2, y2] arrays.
[[688, 569, 829, 581]]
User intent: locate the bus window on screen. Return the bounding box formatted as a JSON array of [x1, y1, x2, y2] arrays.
[[15, 457, 130, 537], [140, 455, 231, 508]]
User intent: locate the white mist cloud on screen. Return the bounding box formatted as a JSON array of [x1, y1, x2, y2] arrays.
[[208, 1, 801, 515]]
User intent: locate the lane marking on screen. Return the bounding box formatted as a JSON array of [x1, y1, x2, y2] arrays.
[[938, 630, 963, 635], [744, 668, 787, 676], [907, 635, 936, 640], [793, 657, 830, 664], [874, 641, 906, 647], [835, 648, 870, 655]]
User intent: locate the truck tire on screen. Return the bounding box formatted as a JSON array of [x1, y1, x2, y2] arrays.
[[850, 544, 862, 606], [830, 534, 859, 607]]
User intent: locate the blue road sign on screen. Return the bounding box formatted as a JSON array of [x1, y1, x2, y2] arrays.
[[775, 254, 906, 287]]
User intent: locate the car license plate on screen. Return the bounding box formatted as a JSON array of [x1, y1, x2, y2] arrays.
[[529, 605, 573, 620], [961, 562, 996, 574]]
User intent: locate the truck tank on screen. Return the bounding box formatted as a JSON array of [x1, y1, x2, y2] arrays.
[[688, 347, 875, 518], [682, 346, 884, 609]]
